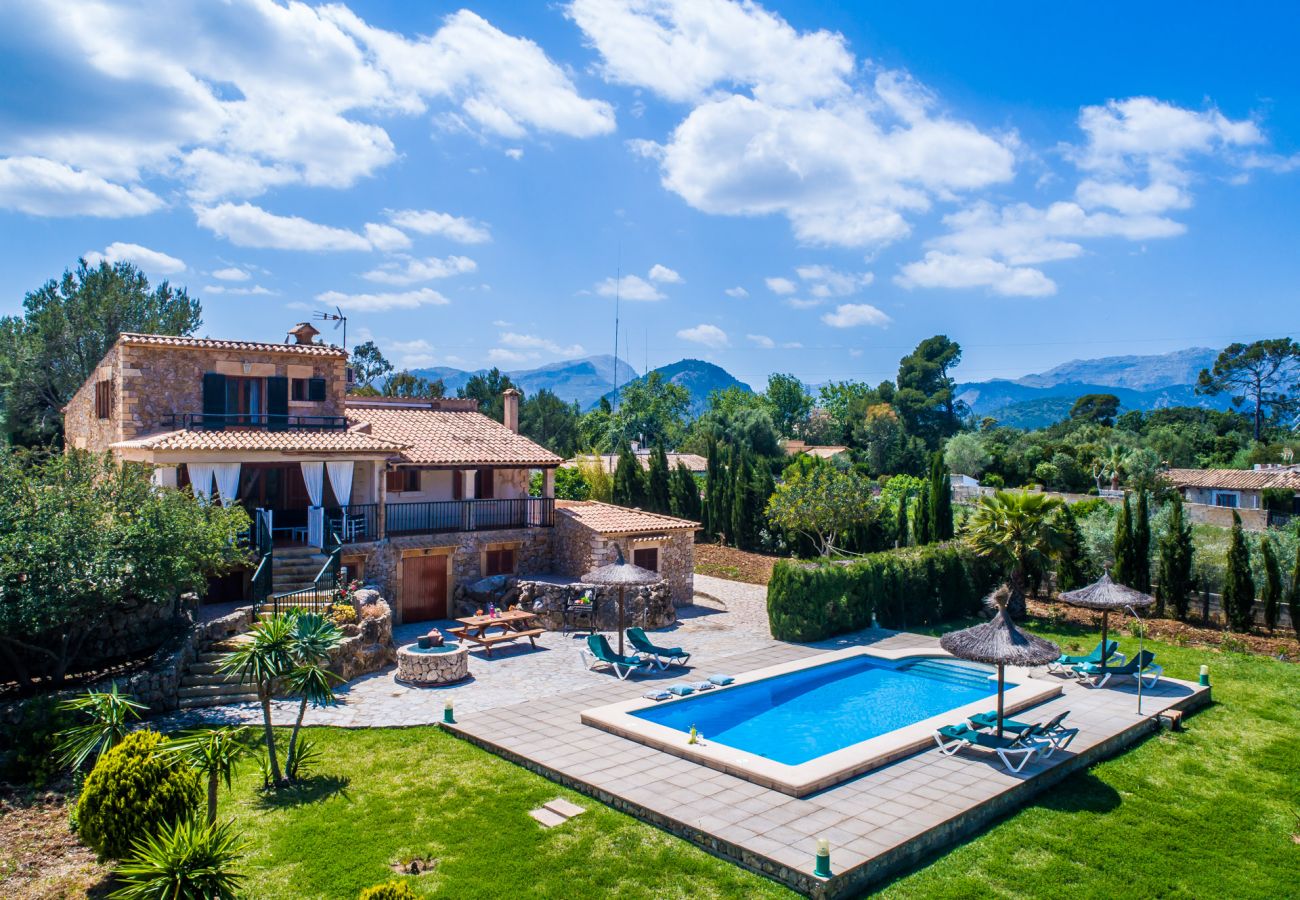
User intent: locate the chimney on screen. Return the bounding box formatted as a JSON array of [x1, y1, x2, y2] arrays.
[[287, 322, 320, 345], [502, 388, 520, 433]]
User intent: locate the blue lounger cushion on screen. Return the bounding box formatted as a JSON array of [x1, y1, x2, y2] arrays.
[[642, 689, 671, 701], [708, 674, 734, 686], [668, 684, 695, 696]]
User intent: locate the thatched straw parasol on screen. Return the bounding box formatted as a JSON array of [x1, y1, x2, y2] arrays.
[[582, 543, 660, 655], [1058, 570, 1154, 664], [940, 586, 1060, 737]]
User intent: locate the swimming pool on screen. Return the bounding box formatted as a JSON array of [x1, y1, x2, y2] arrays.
[[631, 656, 1005, 765], [581, 646, 1062, 796]]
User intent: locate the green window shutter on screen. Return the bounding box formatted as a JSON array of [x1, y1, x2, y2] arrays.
[[308, 377, 327, 402], [267, 376, 289, 430], [201, 373, 226, 430]]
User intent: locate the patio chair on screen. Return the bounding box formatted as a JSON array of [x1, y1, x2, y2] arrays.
[[626, 627, 691, 670], [932, 722, 1045, 773], [968, 710, 1078, 756], [1073, 649, 1162, 689], [1046, 640, 1124, 676], [579, 634, 654, 680]]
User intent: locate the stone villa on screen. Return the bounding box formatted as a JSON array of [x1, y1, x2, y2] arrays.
[[64, 325, 698, 623]]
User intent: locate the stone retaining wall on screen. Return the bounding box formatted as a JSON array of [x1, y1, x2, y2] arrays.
[[515, 579, 676, 632], [327, 589, 397, 681]]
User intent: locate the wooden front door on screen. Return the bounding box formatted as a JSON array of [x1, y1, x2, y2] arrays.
[[401, 554, 448, 622]]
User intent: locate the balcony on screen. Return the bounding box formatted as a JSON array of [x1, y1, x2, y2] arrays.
[[315, 498, 555, 545], [161, 412, 349, 431]]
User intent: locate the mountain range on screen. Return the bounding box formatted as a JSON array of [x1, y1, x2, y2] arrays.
[[410, 346, 1231, 430]]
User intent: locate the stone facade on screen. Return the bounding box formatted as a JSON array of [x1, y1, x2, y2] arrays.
[[552, 513, 695, 607], [327, 592, 396, 681], [63, 338, 347, 453], [517, 579, 676, 631]]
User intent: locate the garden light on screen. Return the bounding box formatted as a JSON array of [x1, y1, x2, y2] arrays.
[[1199, 665, 1210, 686], [814, 837, 832, 877], [444, 699, 455, 724]]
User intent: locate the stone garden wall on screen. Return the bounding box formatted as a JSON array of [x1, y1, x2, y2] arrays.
[[327, 589, 397, 681], [515, 579, 676, 632]]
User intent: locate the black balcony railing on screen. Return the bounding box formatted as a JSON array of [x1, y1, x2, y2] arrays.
[[385, 497, 554, 537], [323, 503, 379, 544], [161, 412, 349, 431]]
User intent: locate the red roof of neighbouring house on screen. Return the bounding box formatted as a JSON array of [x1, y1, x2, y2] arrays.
[[555, 500, 699, 534], [1162, 467, 1300, 491]]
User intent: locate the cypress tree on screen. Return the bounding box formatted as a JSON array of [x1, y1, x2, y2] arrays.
[[702, 438, 721, 538], [1112, 494, 1134, 586], [1260, 537, 1282, 633], [670, 461, 701, 521], [730, 446, 760, 551], [1132, 490, 1152, 594], [1221, 511, 1255, 632], [1288, 546, 1300, 641], [1054, 503, 1087, 592], [1156, 493, 1195, 620], [914, 482, 932, 546], [929, 452, 953, 541], [895, 492, 909, 548], [646, 443, 671, 514], [612, 443, 646, 508]]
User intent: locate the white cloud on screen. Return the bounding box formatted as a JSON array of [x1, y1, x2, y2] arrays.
[[746, 333, 774, 349], [505, 148, 524, 160], [211, 266, 250, 281], [765, 276, 797, 295], [895, 252, 1056, 297], [724, 286, 748, 298], [786, 297, 823, 309], [794, 264, 873, 297], [362, 255, 477, 286], [315, 287, 450, 312], [487, 348, 533, 365], [202, 283, 273, 296], [83, 241, 185, 274], [497, 331, 585, 357], [0, 157, 163, 217], [195, 202, 374, 251], [363, 222, 412, 252], [1071, 97, 1262, 175], [0, 2, 612, 209], [387, 338, 438, 367], [595, 273, 664, 301], [387, 209, 491, 244], [677, 323, 729, 347], [821, 302, 892, 328], [648, 263, 683, 283]]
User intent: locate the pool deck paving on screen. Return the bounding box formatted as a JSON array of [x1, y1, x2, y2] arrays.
[[170, 576, 1210, 897]]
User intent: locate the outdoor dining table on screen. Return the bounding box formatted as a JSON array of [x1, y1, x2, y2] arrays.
[[449, 609, 544, 658]]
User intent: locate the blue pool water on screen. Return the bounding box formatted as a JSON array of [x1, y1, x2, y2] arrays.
[[632, 656, 1005, 765]]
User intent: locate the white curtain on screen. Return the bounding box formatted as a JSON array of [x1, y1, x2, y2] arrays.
[[151, 466, 178, 489], [187, 463, 214, 502], [300, 462, 324, 507], [326, 461, 354, 512], [212, 463, 242, 507]]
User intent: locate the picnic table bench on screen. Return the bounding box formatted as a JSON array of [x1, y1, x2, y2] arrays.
[[449, 609, 544, 658]]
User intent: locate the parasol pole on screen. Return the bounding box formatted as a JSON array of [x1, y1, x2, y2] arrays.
[[1100, 610, 1110, 664], [996, 664, 1006, 738], [1127, 604, 1145, 716], [618, 585, 627, 655]]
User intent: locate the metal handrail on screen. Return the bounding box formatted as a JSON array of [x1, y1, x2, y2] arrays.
[[272, 531, 342, 616], [384, 497, 554, 536], [161, 412, 349, 431]]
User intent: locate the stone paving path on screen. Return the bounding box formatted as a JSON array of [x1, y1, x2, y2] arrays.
[[164, 584, 779, 730]]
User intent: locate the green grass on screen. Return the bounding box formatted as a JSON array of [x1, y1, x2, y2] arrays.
[[219, 622, 1300, 899]]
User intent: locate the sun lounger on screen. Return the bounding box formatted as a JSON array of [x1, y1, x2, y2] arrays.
[[579, 634, 654, 680], [626, 627, 691, 670], [968, 710, 1078, 756], [1046, 640, 1124, 676], [1073, 649, 1162, 689], [933, 722, 1044, 773]]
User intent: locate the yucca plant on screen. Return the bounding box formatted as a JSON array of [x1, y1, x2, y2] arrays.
[[282, 612, 343, 779], [110, 817, 245, 900], [218, 615, 296, 785], [55, 682, 147, 771], [167, 728, 251, 824]]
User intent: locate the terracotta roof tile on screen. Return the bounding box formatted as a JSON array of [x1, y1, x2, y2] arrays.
[[1162, 467, 1300, 491], [111, 428, 405, 453], [346, 406, 563, 467], [555, 500, 699, 533], [118, 333, 346, 358]]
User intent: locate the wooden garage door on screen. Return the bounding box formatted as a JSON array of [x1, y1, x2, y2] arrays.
[[401, 555, 448, 622]]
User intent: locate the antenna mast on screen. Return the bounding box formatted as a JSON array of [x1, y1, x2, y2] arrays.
[[314, 307, 348, 353], [612, 245, 621, 411]]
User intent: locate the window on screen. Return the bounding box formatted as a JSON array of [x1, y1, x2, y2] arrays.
[[387, 469, 420, 493], [484, 547, 516, 577], [292, 378, 308, 401], [292, 377, 327, 402], [633, 547, 659, 572], [94, 379, 112, 419], [225, 376, 264, 423], [1213, 491, 1240, 509]]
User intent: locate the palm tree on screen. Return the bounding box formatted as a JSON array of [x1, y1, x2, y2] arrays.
[[169, 728, 251, 824], [1095, 444, 1127, 492], [55, 682, 147, 770], [218, 616, 296, 785], [966, 490, 1065, 617], [281, 613, 343, 779]]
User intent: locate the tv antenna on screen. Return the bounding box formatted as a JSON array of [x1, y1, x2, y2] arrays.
[[314, 307, 348, 353]]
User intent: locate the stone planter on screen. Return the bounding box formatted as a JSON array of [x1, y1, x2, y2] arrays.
[[395, 642, 469, 687]]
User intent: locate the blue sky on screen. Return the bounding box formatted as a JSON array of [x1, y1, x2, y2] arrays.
[[1, 1, 1297, 389]]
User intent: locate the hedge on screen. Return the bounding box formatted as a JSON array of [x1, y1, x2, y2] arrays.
[[766, 542, 1000, 642]]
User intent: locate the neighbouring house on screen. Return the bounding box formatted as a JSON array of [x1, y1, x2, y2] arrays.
[[783, 439, 850, 460], [1161, 466, 1300, 511], [950, 473, 980, 489], [64, 326, 699, 624], [563, 449, 708, 476]]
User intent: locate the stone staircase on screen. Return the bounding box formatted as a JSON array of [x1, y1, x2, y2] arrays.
[[176, 635, 259, 709], [271, 545, 331, 596]]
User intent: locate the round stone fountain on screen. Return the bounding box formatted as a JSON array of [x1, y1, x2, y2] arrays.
[[395, 642, 469, 687]]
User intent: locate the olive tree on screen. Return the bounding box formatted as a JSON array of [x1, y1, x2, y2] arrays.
[[765, 466, 875, 557]]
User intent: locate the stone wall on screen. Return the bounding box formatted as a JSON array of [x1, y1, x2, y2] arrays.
[[64, 342, 123, 453], [516, 579, 676, 631], [327, 589, 397, 681], [552, 513, 695, 607]]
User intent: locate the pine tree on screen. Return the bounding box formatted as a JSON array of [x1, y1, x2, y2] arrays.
[[1288, 546, 1300, 641], [895, 492, 909, 548], [914, 482, 932, 546], [670, 462, 701, 521], [1112, 494, 1135, 586], [928, 452, 953, 541], [1132, 490, 1152, 594], [646, 443, 671, 514], [1260, 537, 1282, 633], [1156, 493, 1195, 619], [1053, 503, 1087, 592], [1221, 511, 1255, 632], [612, 443, 646, 508]]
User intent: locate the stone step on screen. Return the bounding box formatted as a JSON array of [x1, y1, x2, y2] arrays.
[[177, 691, 259, 709], [177, 682, 259, 700], [181, 672, 247, 688]]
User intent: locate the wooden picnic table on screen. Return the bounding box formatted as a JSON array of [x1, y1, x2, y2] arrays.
[[449, 609, 544, 658]]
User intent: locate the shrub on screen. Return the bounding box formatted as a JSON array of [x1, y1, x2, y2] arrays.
[[359, 881, 419, 900], [111, 817, 245, 900], [767, 543, 999, 642], [0, 694, 76, 786], [360, 601, 389, 621], [76, 730, 201, 859], [330, 603, 358, 626]]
